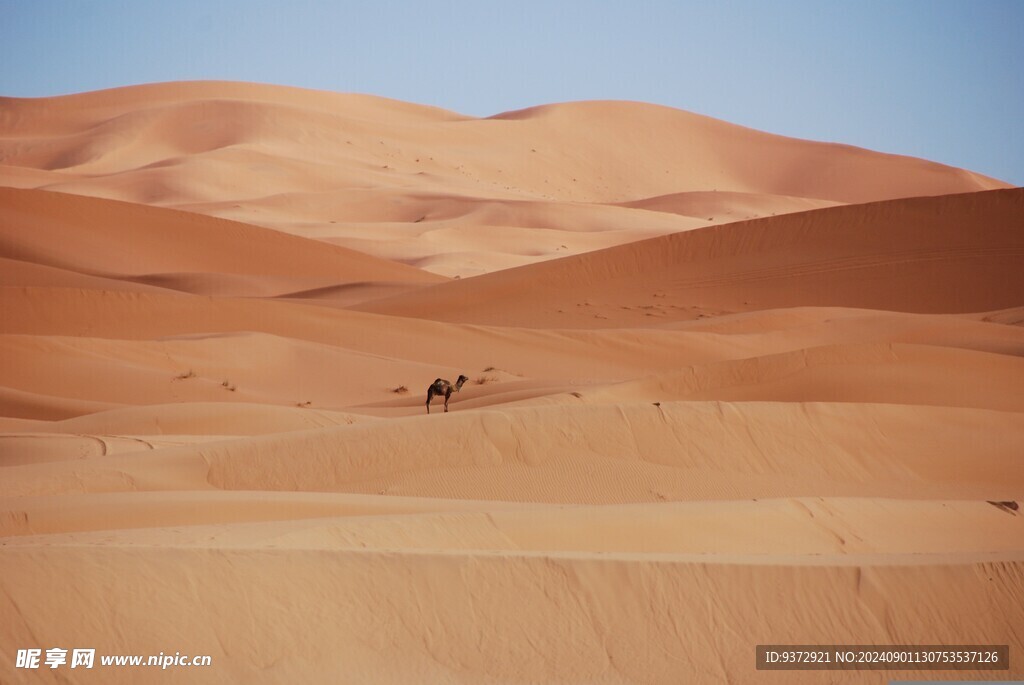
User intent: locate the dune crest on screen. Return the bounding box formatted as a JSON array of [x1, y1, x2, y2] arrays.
[[1, 81, 1010, 276], [357, 188, 1024, 326]]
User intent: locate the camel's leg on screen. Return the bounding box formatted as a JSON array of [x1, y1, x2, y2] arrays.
[[426, 388, 434, 414], [444, 389, 451, 412]]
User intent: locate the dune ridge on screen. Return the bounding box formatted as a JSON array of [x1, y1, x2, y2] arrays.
[[1, 81, 1010, 277], [356, 188, 1024, 326], [0, 186, 443, 300]]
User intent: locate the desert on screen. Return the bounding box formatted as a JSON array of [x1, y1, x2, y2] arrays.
[[1, 80, 1022, 684]]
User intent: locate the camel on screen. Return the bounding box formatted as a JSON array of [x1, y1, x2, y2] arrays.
[[426, 375, 468, 414]]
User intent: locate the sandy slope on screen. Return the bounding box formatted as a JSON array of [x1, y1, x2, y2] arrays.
[[3, 543, 1018, 685], [1, 81, 1010, 277], [356, 188, 1024, 326], [0, 186, 443, 300], [2, 83, 1023, 684]]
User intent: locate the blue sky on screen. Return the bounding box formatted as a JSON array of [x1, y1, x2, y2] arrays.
[[2, 0, 1022, 184]]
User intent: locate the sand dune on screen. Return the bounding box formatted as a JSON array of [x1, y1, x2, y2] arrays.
[[0, 384, 122, 421], [5, 495, 1020, 558], [0, 255, 174, 293], [2, 82, 1022, 684], [617, 189, 843, 219], [47, 401, 370, 436], [4, 287, 1022, 419], [1, 81, 1010, 276], [4, 401, 1022, 504], [0, 186, 443, 299], [579, 343, 1024, 412], [357, 188, 1024, 326], [2, 543, 1018, 685]]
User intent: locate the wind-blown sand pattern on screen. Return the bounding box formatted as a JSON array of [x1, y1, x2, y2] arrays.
[[1, 82, 1022, 684]]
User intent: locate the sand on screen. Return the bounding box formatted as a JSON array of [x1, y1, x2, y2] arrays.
[[1, 82, 1022, 684], [0, 81, 1008, 278]]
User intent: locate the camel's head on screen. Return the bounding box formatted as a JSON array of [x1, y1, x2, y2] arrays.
[[456, 374, 469, 389]]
